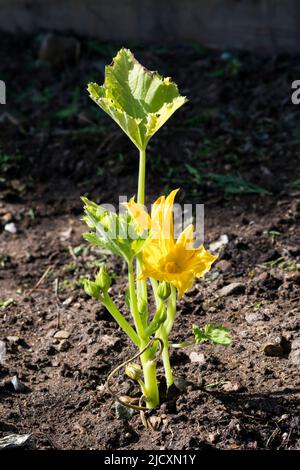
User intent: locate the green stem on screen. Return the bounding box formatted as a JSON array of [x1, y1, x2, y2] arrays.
[[128, 261, 145, 339], [137, 147, 146, 205], [156, 285, 177, 388], [135, 146, 159, 408], [165, 285, 177, 336], [103, 293, 140, 348], [136, 147, 148, 319], [140, 349, 159, 409], [160, 331, 173, 388], [171, 340, 195, 349], [150, 278, 160, 308]]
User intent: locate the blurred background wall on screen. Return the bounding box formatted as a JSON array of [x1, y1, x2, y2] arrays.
[[1, 0, 300, 54]]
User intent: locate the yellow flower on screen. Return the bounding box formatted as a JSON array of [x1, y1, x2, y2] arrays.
[[126, 190, 217, 297], [125, 197, 151, 233]]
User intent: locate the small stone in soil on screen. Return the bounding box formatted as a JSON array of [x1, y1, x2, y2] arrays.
[[209, 234, 229, 252], [0, 340, 7, 364], [290, 338, 300, 365], [245, 311, 265, 324], [218, 282, 245, 297], [10, 375, 29, 393], [0, 433, 36, 450], [189, 351, 205, 364], [53, 330, 70, 340], [97, 335, 120, 351], [6, 336, 20, 343], [222, 381, 244, 392], [290, 350, 300, 364], [4, 222, 17, 234]]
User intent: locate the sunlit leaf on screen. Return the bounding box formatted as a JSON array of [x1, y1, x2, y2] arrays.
[[193, 324, 231, 346], [88, 48, 187, 150]]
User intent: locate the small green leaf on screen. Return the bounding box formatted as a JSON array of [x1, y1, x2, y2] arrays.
[[193, 323, 231, 346], [0, 298, 15, 310], [87, 48, 187, 151]]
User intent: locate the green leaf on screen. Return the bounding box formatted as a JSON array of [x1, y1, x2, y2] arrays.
[[87, 48, 187, 150], [0, 298, 15, 310], [193, 324, 231, 346], [81, 196, 150, 261]]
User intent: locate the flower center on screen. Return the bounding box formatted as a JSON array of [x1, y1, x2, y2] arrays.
[[165, 261, 179, 273]]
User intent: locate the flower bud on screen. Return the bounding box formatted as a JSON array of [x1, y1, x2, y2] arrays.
[[125, 362, 143, 381], [96, 265, 111, 292], [83, 279, 101, 299], [157, 281, 171, 300]]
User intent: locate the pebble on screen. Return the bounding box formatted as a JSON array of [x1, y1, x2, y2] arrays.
[[291, 338, 300, 350], [4, 222, 17, 234], [290, 338, 300, 365], [209, 234, 229, 252], [189, 351, 205, 364], [53, 330, 70, 340], [245, 311, 265, 324], [290, 350, 300, 365], [6, 336, 20, 343], [222, 381, 244, 392], [10, 375, 28, 393], [99, 334, 119, 350], [0, 340, 7, 364], [218, 282, 245, 297], [0, 433, 36, 450]]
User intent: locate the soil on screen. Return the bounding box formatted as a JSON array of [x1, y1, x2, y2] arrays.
[[0, 33, 300, 450]]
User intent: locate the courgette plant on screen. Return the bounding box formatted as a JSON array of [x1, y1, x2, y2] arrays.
[[82, 49, 231, 409]]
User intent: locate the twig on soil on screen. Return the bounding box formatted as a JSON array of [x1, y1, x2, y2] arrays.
[[25, 265, 53, 297], [167, 426, 174, 448]]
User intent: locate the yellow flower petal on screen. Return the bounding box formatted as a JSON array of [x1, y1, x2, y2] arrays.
[[176, 223, 194, 249], [125, 197, 151, 231]]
